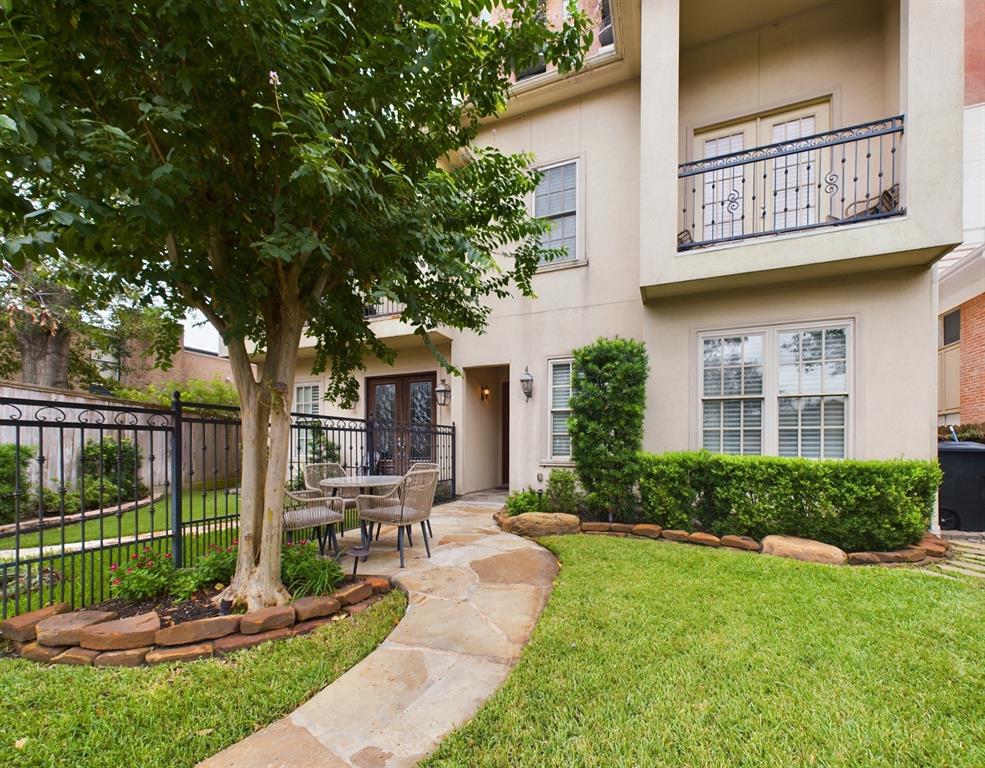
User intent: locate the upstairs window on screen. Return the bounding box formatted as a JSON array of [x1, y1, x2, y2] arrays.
[[295, 383, 320, 415], [535, 161, 578, 264], [943, 310, 961, 346]]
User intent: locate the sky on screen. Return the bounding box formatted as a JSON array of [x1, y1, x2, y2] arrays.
[[182, 309, 222, 354]]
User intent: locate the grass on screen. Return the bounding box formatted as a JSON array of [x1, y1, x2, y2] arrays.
[[0, 488, 240, 551], [424, 535, 985, 768], [0, 589, 406, 768]]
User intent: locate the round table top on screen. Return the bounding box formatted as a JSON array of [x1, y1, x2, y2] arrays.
[[318, 475, 403, 489]]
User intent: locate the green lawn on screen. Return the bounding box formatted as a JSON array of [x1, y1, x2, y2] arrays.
[[1, 489, 240, 551], [0, 590, 405, 768], [424, 535, 985, 768]]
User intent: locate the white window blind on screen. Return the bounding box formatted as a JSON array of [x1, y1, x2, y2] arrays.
[[295, 384, 320, 415], [549, 360, 573, 458], [535, 162, 577, 263], [701, 334, 764, 455]]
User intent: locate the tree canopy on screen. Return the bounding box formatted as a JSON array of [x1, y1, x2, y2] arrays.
[[0, 0, 593, 607]]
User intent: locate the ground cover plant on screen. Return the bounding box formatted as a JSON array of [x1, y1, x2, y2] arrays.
[[0, 591, 405, 768], [424, 535, 985, 768]]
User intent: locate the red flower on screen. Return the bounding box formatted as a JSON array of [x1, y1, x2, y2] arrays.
[[231, 539, 238, 546], [131, 553, 138, 560], [146, 561, 153, 567], [112, 578, 121, 586], [226, 546, 233, 552], [164, 552, 172, 559], [126, 568, 133, 574], [110, 564, 118, 571]]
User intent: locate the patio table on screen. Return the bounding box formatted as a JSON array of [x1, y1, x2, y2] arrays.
[[319, 475, 404, 565]]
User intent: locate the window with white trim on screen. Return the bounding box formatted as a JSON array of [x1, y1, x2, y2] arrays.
[[295, 383, 320, 415], [699, 321, 852, 458], [549, 359, 574, 458], [701, 334, 764, 455], [535, 161, 577, 264]]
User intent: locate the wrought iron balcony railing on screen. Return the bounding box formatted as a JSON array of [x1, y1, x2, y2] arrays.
[[677, 116, 904, 251], [364, 298, 405, 319]]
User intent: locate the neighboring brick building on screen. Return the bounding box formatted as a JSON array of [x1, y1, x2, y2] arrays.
[[937, 0, 985, 426], [117, 331, 235, 391]]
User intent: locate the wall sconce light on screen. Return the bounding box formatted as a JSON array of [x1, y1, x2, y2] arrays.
[[435, 379, 451, 407], [480, 385, 491, 402], [519, 367, 533, 401]]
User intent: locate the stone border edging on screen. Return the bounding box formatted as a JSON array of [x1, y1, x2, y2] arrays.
[[1, 577, 393, 667], [494, 509, 952, 568]]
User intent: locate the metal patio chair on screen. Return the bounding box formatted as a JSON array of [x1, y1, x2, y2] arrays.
[[284, 489, 345, 556], [356, 465, 439, 568]]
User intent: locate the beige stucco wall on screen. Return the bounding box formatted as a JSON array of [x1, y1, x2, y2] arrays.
[[642, 266, 937, 460]]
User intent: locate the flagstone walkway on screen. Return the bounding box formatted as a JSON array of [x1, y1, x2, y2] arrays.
[[199, 497, 554, 768]]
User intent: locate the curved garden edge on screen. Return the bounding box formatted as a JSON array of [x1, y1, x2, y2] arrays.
[[494, 509, 953, 568], [0, 576, 394, 667]]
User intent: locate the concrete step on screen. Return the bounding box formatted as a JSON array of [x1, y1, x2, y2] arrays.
[[950, 557, 985, 573]]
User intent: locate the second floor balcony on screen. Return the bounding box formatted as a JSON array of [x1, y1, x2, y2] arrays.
[[677, 116, 905, 252]]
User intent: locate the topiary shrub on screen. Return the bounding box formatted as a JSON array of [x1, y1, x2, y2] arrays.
[[570, 337, 648, 521], [638, 451, 942, 552], [543, 468, 584, 514]]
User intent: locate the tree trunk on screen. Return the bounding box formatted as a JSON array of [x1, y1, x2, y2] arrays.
[[218, 307, 305, 611], [17, 322, 71, 389]]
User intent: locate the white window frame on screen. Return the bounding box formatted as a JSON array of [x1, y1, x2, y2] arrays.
[[294, 382, 321, 415], [697, 319, 854, 458], [531, 156, 585, 271], [547, 357, 575, 461]]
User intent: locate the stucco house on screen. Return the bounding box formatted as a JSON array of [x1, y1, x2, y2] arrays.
[[287, 0, 964, 496]]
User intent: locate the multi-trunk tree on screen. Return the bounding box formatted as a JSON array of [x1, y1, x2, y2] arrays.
[[0, 0, 592, 609]]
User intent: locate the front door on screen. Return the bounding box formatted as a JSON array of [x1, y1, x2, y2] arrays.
[[366, 373, 436, 475]]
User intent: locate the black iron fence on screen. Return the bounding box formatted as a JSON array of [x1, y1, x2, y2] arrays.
[[0, 393, 455, 618], [678, 115, 904, 250], [363, 298, 405, 319]]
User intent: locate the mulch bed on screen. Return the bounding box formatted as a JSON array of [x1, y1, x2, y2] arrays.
[[91, 588, 223, 627]]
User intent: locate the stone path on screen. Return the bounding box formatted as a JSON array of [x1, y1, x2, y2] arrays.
[[933, 537, 985, 580], [199, 497, 555, 768]]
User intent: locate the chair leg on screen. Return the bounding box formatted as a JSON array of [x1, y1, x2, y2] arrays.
[[315, 526, 327, 556], [375, 523, 382, 541], [329, 524, 339, 556], [397, 525, 405, 568], [359, 520, 371, 562], [421, 522, 431, 558], [407, 525, 413, 547], [426, 519, 433, 538]]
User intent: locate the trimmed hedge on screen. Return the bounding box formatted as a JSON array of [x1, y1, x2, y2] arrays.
[[638, 451, 942, 552]]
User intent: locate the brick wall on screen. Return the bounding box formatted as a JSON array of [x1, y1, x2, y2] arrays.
[[120, 338, 235, 389], [960, 292, 985, 422], [968, 0, 985, 106]]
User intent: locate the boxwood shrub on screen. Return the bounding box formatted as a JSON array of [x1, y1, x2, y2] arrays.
[[638, 451, 942, 552]]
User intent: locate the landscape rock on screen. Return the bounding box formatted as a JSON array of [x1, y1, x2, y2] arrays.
[[292, 596, 341, 622], [899, 547, 926, 563], [871, 551, 906, 564], [20, 642, 67, 662], [51, 647, 100, 666], [35, 610, 118, 646], [492, 508, 509, 528], [917, 538, 949, 558], [214, 628, 292, 656], [94, 647, 152, 667], [363, 577, 392, 594], [155, 615, 241, 646], [347, 595, 382, 616], [609, 523, 634, 534], [80, 612, 161, 651], [720, 535, 760, 552], [501, 512, 581, 538], [687, 532, 721, 547], [334, 582, 373, 606], [292, 616, 339, 637], [240, 606, 295, 635], [848, 552, 882, 565], [761, 535, 847, 566], [0, 602, 71, 643], [661, 529, 689, 542], [146, 642, 213, 665], [581, 522, 610, 533], [631, 524, 662, 539]]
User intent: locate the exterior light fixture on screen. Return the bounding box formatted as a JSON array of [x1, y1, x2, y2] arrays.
[[480, 385, 491, 402], [435, 379, 451, 407], [519, 367, 534, 401]]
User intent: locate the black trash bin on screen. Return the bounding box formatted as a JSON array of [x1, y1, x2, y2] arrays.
[[938, 441, 985, 531]]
